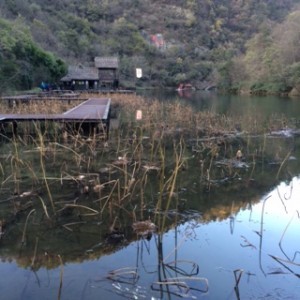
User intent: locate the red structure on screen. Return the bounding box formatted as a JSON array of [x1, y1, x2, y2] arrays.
[[150, 34, 165, 49]]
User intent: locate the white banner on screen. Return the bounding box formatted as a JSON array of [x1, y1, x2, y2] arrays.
[[136, 68, 142, 78]]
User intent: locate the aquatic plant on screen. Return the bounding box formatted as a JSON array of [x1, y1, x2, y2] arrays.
[[0, 92, 297, 273]]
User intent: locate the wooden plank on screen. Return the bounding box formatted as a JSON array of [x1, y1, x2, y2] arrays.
[[0, 98, 110, 123], [63, 98, 110, 121]]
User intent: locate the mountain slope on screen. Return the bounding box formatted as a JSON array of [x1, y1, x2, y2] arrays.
[[0, 0, 299, 91]]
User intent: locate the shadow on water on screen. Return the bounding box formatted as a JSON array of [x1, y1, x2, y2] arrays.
[[1, 92, 300, 299]]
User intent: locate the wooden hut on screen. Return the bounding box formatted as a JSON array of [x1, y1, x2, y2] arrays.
[[60, 57, 119, 91], [94, 57, 119, 89], [60, 65, 99, 90]]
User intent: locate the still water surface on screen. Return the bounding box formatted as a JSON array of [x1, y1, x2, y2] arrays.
[[1, 91, 300, 299], [138, 89, 300, 118]]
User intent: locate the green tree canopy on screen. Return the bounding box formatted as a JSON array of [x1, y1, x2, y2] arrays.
[[0, 17, 66, 92]]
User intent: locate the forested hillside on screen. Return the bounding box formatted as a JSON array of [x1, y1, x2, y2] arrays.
[[0, 0, 300, 93]]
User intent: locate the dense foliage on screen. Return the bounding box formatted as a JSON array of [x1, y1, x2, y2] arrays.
[[0, 0, 300, 92], [0, 18, 66, 92]]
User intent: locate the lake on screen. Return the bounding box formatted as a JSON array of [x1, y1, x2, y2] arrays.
[[1, 90, 300, 300]]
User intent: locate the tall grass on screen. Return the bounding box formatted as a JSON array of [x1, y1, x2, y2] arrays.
[[0, 93, 295, 261]]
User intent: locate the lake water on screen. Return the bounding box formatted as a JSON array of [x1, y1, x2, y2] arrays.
[[1, 91, 300, 299], [139, 89, 300, 119]]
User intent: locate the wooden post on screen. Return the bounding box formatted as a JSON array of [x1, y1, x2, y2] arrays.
[[105, 108, 111, 140]]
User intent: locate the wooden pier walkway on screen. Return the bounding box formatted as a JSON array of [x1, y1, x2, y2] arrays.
[[0, 98, 111, 137], [1, 91, 81, 105]]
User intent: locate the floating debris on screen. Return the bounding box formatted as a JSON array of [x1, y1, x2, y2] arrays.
[[236, 149, 243, 160], [99, 166, 112, 174], [151, 276, 209, 297], [77, 174, 85, 180], [215, 158, 249, 169], [93, 184, 104, 193], [132, 220, 157, 237], [19, 191, 35, 198], [267, 128, 300, 138], [143, 164, 161, 172], [112, 155, 130, 166], [81, 185, 89, 194], [111, 282, 147, 299], [107, 267, 139, 284]]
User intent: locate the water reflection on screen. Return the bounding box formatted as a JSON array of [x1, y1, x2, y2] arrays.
[[1, 91, 300, 299], [96, 177, 300, 299], [2, 175, 299, 299], [0, 169, 300, 299]]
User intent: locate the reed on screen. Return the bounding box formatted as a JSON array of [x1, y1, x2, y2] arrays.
[[160, 138, 186, 231], [57, 254, 64, 300], [0, 92, 296, 266], [233, 269, 243, 300], [34, 122, 56, 214], [31, 236, 39, 269], [276, 149, 292, 180], [37, 195, 51, 221], [21, 208, 36, 246]]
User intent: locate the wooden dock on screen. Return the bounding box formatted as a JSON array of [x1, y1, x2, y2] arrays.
[[1, 91, 81, 106], [0, 98, 111, 137]]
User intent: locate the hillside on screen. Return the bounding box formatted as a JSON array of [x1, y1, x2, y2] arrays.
[[0, 0, 300, 93]]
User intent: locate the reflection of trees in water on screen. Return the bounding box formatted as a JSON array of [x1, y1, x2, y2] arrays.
[[2, 178, 300, 299], [0, 154, 297, 271]]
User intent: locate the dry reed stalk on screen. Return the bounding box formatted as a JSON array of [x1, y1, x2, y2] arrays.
[[0, 162, 4, 177], [137, 170, 150, 218], [234, 269, 243, 287], [152, 276, 209, 293], [276, 150, 292, 179], [163, 234, 188, 263], [164, 260, 199, 276], [23, 160, 40, 186], [248, 154, 256, 181], [62, 221, 86, 232], [57, 254, 64, 300], [62, 204, 99, 215], [34, 123, 56, 214], [100, 180, 119, 213], [279, 214, 295, 260], [269, 254, 300, 267], [31, 236, 39, 268], [259, 195, 271, 276], [0, 174, 13, 187], [10, 139, 23, 195], [153, 144, 166, 228], [160, 138, 186, 230], [107, 267, 139, 284], [234, 269, 243, 300], [37, 195, 51, 220], [53, 142, 82, 159], [21, 209, 36, 245]]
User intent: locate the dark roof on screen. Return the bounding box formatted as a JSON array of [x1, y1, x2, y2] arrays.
[[61, 65, 98, 82], [94, 57, 119, 69]]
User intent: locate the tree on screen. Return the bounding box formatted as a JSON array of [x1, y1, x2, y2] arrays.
[[0, 18, 66, 91]]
